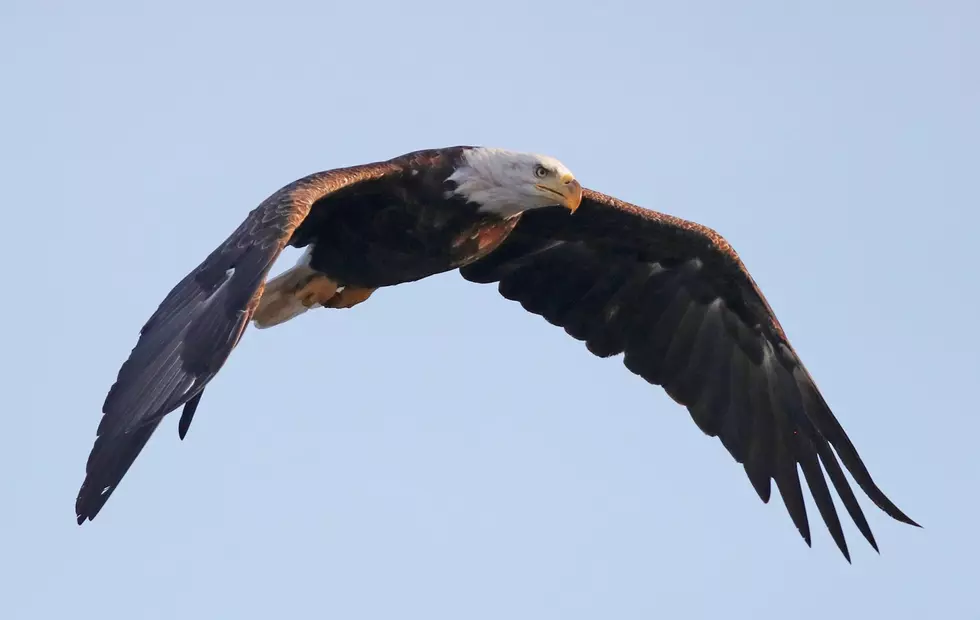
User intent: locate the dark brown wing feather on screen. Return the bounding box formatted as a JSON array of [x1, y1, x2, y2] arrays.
[[460, 188, 917, 561], [75, 160, 401, 524]]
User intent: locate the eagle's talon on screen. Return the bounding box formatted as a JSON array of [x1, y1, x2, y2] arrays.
[[294, 276, 340, 308], [323, 286, 376, 309]]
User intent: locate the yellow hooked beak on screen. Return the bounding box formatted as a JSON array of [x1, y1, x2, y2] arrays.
[[537, 174, 583, 213]]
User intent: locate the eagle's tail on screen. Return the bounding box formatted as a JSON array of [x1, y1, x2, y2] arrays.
[[252, 248, 338, 329]]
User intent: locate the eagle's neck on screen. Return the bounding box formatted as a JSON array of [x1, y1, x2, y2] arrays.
[[443, 148, 536, 219]]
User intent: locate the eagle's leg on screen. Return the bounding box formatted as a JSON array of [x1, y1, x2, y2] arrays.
[[323, 286, 377, 309], [252, 271, 339, 329], [296, 275, 341, 308]]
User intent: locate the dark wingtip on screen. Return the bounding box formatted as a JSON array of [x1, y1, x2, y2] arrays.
[[75, 475, 99, 525], [867, 532, 880, 554], [862, 482, 921, 528], [75, 476, 110, 526], [888, 507, 921, 529], [830, 526, 853, 562], [74, 488, 100, 525]]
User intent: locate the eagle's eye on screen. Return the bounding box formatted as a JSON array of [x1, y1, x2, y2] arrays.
[[533, 164, 549, 178]]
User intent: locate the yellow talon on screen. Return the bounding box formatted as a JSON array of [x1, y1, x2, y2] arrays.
[[323, 286, 376, 309], [294, 276, 340, 308]]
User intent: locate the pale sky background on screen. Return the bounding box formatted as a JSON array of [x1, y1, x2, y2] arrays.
[[1, 1, 977, 618]]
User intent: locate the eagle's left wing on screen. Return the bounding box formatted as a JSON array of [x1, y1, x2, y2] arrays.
[[460, 188, 917, 561]]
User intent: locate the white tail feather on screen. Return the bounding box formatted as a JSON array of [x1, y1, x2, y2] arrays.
[[252, 247, 334, 329]]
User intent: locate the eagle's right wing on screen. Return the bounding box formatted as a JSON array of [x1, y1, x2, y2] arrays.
[[75, 161, 398, 524]]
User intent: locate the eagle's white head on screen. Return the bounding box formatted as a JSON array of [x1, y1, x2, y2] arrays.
[[446, 147, 583, 218]]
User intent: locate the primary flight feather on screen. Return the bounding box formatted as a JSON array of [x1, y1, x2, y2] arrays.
[[76, 145, 918, 561]]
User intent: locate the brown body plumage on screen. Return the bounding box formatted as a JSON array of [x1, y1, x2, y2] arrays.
[[76, 145, 917, 562]]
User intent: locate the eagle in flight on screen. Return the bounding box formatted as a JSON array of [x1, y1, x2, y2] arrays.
[[76, 146, 917, 561]]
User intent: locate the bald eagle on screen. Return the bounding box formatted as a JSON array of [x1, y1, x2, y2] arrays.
[[76, 145, 917, 561]]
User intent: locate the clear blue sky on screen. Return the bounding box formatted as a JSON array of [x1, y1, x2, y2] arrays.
[[2, 1, 977, 618]]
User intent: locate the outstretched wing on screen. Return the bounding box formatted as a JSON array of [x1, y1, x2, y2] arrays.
[[460, 188, 917, 561], [76, 161, 399, 524]]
